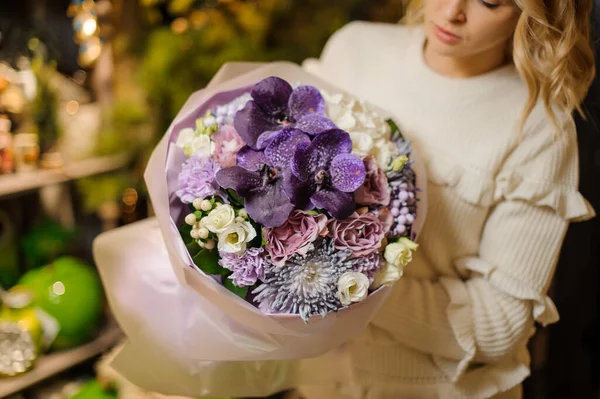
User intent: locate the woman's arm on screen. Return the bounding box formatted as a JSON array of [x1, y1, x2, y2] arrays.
[[371, 121, 594, 380], [372, 200, 568, 379]]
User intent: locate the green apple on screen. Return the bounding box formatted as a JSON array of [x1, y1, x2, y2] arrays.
[[69, 380, 117, 399], [18, 256, 104, 350]]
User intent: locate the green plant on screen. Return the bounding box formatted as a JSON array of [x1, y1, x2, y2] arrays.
[[21, 219, 77, 269], [77, 174, 135, 213], [31, 55, 62, 153]]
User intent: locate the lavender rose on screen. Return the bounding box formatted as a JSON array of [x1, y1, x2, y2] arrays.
[[328, 207, 393, 257], [354, 156, 391, 207], [264, 210, 329, 267], [219, 247, 266, 287]]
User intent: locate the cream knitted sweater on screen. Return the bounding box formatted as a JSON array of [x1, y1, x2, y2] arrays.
[[299, 22, 595, 399]]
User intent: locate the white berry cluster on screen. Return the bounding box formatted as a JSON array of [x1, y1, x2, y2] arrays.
[[184, 198, 256, 256]]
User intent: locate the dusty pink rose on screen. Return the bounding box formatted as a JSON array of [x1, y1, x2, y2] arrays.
[[354, 156, 390, 206], [328, 207, 393, 257], [212, 125, 245, 168], [264, 210, 329, 267]]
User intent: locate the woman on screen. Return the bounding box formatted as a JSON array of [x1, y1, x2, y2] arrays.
[[298, 0, 596, 397]]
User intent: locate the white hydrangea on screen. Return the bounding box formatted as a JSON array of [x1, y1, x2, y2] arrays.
[[214, 92, 252, 127], [321, 90, 399, 169]]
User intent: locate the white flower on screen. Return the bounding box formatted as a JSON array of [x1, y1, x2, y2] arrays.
[[321, 90, 398, 169], [373, 139, 399, 170], [217, 221, 257, 256], [370, 261, 403, 289], [338, 272, 370, 306], [348, 132, 374, 158], [200, 204, 236, 234], [190, 134, 213, 157], [384, 238, 419, 268], [371, 238, 418, 290], [175, 127, 214, 157]]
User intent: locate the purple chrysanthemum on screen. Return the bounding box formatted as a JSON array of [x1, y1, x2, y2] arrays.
[[176, 155, 222, 203], [216, 128, 310, 228], [235, 77, 337, 149], [219, 247, 266, 288], [284, 129, 366, 219]]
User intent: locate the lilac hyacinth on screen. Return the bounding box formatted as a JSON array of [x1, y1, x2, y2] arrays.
[[219, 247, 266, 288], [234, 77, 337, 149], [216, 128, 310, 228], [284, 129, 366, 220], [176, 155, 221, 203]]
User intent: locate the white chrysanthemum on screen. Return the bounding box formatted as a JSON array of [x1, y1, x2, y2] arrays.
[[253, 239, 360, 322]]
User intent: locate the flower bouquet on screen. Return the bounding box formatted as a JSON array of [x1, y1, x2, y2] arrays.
[[93, 62, 427, 396]]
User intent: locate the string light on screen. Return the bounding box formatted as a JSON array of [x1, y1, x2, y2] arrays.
[[69, 0, 102, 67]]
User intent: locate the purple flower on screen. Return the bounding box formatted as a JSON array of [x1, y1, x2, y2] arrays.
[[234, 77, 337, 149], [284, 129, 366, 220], [355, 156, 391, 207], [216, 128, 310, 228], [354, 252, 384, 282], [264, 210, 329, 267], [219, 247, 266, 288], [176, 155, 221, 203], [327, 207, 393, 257]]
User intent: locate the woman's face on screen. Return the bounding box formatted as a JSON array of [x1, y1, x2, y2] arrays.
[[423, 0, 521, 59]]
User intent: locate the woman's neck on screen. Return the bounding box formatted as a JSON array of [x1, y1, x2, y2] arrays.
[[423, 40, 510, 78]]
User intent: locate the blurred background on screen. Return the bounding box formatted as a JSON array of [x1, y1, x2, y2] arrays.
[[0, 1, 597, 398]]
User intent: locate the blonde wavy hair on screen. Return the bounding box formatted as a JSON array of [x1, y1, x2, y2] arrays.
[[403, 0, 596, 132]]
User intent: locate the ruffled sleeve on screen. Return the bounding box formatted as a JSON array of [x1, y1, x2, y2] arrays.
[[370, 118, 594, 397], [423, 117, 595, 223]]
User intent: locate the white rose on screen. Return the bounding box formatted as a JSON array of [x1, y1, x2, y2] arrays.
[[200, 204, 236, 234], [384, 238, 419, 268], [338, 272, 370, 306], [217, 221, 257, 256], [370, 261, 403, 289]]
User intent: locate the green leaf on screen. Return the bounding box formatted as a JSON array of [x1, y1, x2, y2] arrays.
[[185, 239, 201, 257], [192, 248, 223, 275], [386, 118, 404, 141], [223, 277, 249, 299], [226, 188, 245, 207], [248, 219, 263, 248], [179, 223, 193, 242]]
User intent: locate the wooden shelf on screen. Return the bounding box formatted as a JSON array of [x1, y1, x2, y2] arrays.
[[0, 321, 123, 398], [0, 154, 130, 198]]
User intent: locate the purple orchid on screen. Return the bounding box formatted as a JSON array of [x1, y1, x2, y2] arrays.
[[234, 77, 337, 149], [284, 129, 366, 220], [216, 128, 310, 228]]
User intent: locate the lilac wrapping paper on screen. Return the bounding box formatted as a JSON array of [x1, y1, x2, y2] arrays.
[[93, 62, 428, 396]]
